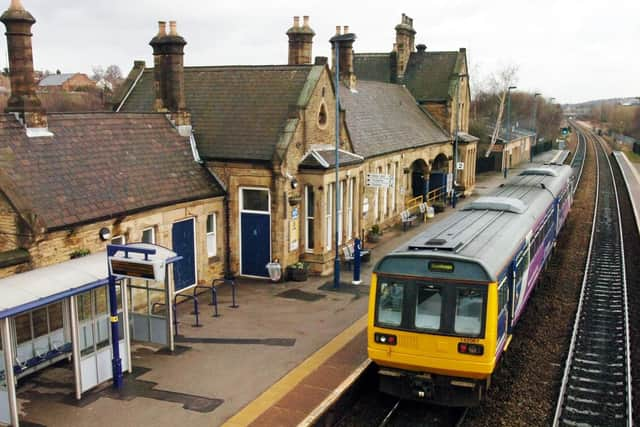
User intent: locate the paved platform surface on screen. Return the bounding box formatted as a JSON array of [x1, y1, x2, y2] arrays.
[[15, 169, 522, 427], [613, 152, 640, 235]]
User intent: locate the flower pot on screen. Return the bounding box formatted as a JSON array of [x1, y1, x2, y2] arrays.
[[286, 266, 308, 281]]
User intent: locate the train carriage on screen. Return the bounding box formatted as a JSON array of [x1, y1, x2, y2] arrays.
[[367, 164, 574, 406]]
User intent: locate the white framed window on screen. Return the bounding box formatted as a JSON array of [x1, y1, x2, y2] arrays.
[[347, 177, 354, 240], [326, 183, 333, 250], [141, 227, 155, 244], [111, 235, 125, 245], [206, 213, 217, 257], [391, 162, 398, 213], [305, 185, 315, 252], [383, 164, 389, 216]]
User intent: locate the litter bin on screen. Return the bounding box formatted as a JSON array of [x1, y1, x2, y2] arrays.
[[266, 261, 282, 282]]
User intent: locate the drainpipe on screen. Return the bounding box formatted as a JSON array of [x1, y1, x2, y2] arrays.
[[224, 193, 232, 280]]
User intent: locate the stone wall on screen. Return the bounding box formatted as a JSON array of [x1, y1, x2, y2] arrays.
[[0, 192, 19, 253], [0, 197, 226, 282]]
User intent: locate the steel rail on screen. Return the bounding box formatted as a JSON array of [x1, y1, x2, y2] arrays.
[[553, 126, 632, 426]]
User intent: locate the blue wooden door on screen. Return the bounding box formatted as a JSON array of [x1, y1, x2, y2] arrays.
[[172, 218, 196, 291], [241, 213, 270, 277]]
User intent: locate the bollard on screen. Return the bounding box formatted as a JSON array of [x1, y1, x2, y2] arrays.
[[230, 279, 239, 308], [353, 238, 362, 285]]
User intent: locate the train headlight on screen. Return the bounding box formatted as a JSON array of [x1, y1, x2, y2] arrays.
[[375, 333, 397, 346], [458, 342, 484, 355]]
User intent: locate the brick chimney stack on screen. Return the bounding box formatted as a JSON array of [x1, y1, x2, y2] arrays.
[[286, 15, 315, 65], [394, 13, 416, 82], [1, 0, 47, 129], [149, 21, 167, 111], [330, 26, 356, 90], [149, 20, 189, 128]]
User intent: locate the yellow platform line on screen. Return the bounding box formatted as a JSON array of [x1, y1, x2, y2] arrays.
[[222, 314, 368, 427]]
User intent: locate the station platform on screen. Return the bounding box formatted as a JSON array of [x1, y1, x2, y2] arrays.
[[13, 168, 529, 427], [613, 151, 640, 235]]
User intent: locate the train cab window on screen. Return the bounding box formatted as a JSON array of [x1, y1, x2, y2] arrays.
[[454, 288, 484, 336], [377, 281, 405, 327], [415, 284, 442, 330]]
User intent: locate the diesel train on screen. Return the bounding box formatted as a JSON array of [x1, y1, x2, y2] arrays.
[[367, 163, 574, 406]]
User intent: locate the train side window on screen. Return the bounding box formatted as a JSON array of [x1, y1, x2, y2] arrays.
[[377, 281, 404, 327], [415, 284, 442, 330]]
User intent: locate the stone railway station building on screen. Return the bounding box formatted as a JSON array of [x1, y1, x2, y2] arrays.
[[117, 14, 476, 276]]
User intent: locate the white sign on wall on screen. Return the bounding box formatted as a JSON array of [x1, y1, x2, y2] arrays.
[[456, 162, 464, 171], [366, 173, 394, 188]]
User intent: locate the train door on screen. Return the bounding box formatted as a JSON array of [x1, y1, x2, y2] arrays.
[[497, 277, 509, 351]]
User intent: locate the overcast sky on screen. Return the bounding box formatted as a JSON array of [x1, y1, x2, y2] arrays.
[[2, 0, 638, 104]]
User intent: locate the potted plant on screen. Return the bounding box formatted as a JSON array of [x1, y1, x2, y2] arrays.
[[367, 224, 382, 243], [286, 262, 308, 281]]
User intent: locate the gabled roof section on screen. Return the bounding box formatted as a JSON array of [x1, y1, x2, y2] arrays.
[[121, 65, 323, 162], [404, 51, 459, 102], [299, 148, 363, 170], [353, 53, 395, 83], [0, 113, 224, 231], [339, 81, 450, 159]]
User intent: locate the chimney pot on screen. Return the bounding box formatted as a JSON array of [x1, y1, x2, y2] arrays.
[[303, 15, 309, 27], [169, 20, 177, 36], [293, 16, 300, 28], [416, 44, 426, 52], [157, 21, 167, 36], [335, 25, 341, 35], [9, 0, 24, 11], [314, 56, 328, 66], [343, 25, 349, 34]]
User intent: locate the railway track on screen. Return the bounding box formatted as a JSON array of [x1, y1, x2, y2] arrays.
[[570, 129, 586, 193], [553, 126, 632, 426]]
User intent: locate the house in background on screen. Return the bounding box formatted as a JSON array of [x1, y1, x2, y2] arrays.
[[37, 72, 95, 92], [353, 14, 478, 195]]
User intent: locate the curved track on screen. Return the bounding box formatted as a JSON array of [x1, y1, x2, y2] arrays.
[[553, 125, 632, 426], [570, 130, 586, 193]]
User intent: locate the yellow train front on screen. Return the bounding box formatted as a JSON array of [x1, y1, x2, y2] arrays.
[[367, 254, 500, 407]]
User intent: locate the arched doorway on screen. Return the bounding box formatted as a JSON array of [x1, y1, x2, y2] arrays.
[[428, 153, 450, 194], [410, 159, 429, 198]]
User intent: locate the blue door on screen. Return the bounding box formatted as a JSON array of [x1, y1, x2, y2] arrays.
[[240, 188, 271, 278], [241, 213, 270, 277], [172, 218, 196, 291]]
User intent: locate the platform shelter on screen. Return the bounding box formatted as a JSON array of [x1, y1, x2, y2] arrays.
[[0, 244, 179, 426]]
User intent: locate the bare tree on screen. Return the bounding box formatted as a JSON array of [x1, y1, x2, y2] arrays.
[[104, 65, 122, 84]]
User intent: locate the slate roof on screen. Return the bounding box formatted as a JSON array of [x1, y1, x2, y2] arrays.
[[354, 51, 460, 102], [404, 51, 458, 101], [121, 65, 323, 162], [353, 53, 395, 83], [299, 148, 363, 169], [340, 81, 450, 159], [38, 73, 75, 86], [0, 113, 224, 231]]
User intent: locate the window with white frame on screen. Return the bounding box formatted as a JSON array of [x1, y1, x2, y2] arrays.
[[206, 213, 217, 257], [347, 178, 354, 240], [392, 162, 398, 212], [383, 164, 389, 216], [305, 185, 315, 252], [111, 235, 125, 245], [326, 183, 333, 250], [141, 227, 155, 244]]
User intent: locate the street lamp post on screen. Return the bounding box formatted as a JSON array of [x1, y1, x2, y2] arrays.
[[530, 92, 541, 162], [330, 31, 356, 289], [505, 85, 517, 179]]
